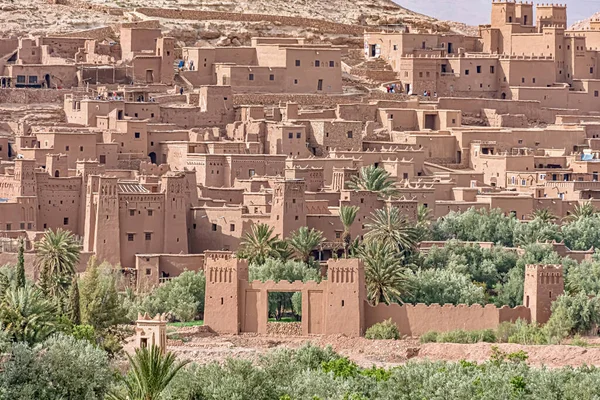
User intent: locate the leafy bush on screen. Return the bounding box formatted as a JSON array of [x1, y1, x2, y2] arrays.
[[365, 319, 400, 340], [419, 330, 438, 343], [0, 334, 112, 400], [506, 319, 548, 345], [405, 268, 486, 305], [546, 293, 600, 337], [162, 343, 600, 400], [131, 270, 206, 322], [419, 329, 496, 344]]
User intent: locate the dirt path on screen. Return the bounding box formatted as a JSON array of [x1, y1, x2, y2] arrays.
[[155, 330, 600, 368]]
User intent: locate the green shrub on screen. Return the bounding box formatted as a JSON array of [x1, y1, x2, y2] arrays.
[[321, 357, 360, 379], [419, 331, 439, 343], [507, 319, 548, 345], [131, 270, 206, 322], [419, 329, 496, 344], [365, 319, 400, 340]]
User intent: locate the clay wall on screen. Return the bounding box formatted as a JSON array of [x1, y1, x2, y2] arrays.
[[364, 302, 530, 337], [6, 64, 78, 89], [0, 88, 71, 104], [118, 193, 165, 268], [36, 174, 82, 234]]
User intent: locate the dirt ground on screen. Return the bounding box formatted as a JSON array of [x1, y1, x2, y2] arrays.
[[136, 327, 600, 369]]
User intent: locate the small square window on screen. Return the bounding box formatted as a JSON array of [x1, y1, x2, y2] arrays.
[[20, 223, 24, 230], [130, 209, 135, 216], [27, 223, 32, 230], [63, 217, 69, 225], [490, 66, 495, 73], [347, 131, 353, 139], [135, 132, 140, 138], [79, 146, 83, 151], [29, 76, 38, 84], [294, 79, 298, 84], [148, 210, 153, 216], [521, 77, 525, 83], [134, 113, 138, 118], [315, 60, 320, 67], [6, 224, 10, 231], [295, 216, 299, 220], [335, 232, 341, 239], [295, 60, 301, 66], [288, 132, 293, 139], [329, 61, 335, 67], [595, 91, 599, 97], [465, 70, 470, 75], [16, 75, 25, 83], [230, 224, 235, 231], [127, 233, 134, 242], [145, 232, 152, 241], [296, 132, 301, 138], [476, 66, 482, 73], [65, 146, 69, 151], [145, 268, 151, 275], [249, 73, 254, 81], [269, 74, 275, 81], [211, 223, 217, 231]]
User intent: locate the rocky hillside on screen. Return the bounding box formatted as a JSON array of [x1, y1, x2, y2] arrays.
[[0, 0, 469, 46]]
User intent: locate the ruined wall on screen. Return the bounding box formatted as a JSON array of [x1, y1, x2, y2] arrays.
[[0, 89, 72, 104], [364, 303, 531, 337]]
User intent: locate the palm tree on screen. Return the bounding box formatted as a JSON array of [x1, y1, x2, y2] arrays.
[[564, 202, 597, 222], [288, 227, 325, 264], [364, 206, 419, 254], [237, 223, 281, 265], [108, 345, 189, 400], [339, 205, 360, 258], [0, 285, 57, 345], [416, 204, 432, 242], [530, 208, 557, 223], [347, 165, 399, 197], [357, 241, 411, 306], [35, 228, 81, 297]]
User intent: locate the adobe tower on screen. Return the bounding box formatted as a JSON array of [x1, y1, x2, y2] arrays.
[[523, 264, 564, 324]]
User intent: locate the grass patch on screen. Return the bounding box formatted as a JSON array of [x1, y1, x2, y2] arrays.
[[168, 320, 204, 327], [268, 317, 298, 323]]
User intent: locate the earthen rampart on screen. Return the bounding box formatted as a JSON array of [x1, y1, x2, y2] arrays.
[[364, 302, 530, 337]]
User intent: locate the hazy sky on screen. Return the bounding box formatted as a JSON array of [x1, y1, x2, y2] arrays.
[[395, 0, 600, 26]]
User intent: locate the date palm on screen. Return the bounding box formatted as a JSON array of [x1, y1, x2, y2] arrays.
[[357, 241, 411, 306], [530, 208, 557, 223], [339, 205, 360, 258], [108, 345, 189, 400], [237, 223, 281, 265], [416, 204, 433, 241], [35, 228, 80, 298], [365, 206, 419, 254], [288, 227, 325, 264], [347, 165, 399, 197], [0, 285, 57, 345], [564, 202, 597, 222]]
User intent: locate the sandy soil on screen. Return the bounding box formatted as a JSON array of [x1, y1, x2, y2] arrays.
[[139, 328, 600, 369]]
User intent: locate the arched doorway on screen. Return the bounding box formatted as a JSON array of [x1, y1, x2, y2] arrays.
[[54, 170, 60, 177], [44, 74, 51, 88], [501, 92, 507, 99], [149, 152, 157, 164]]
